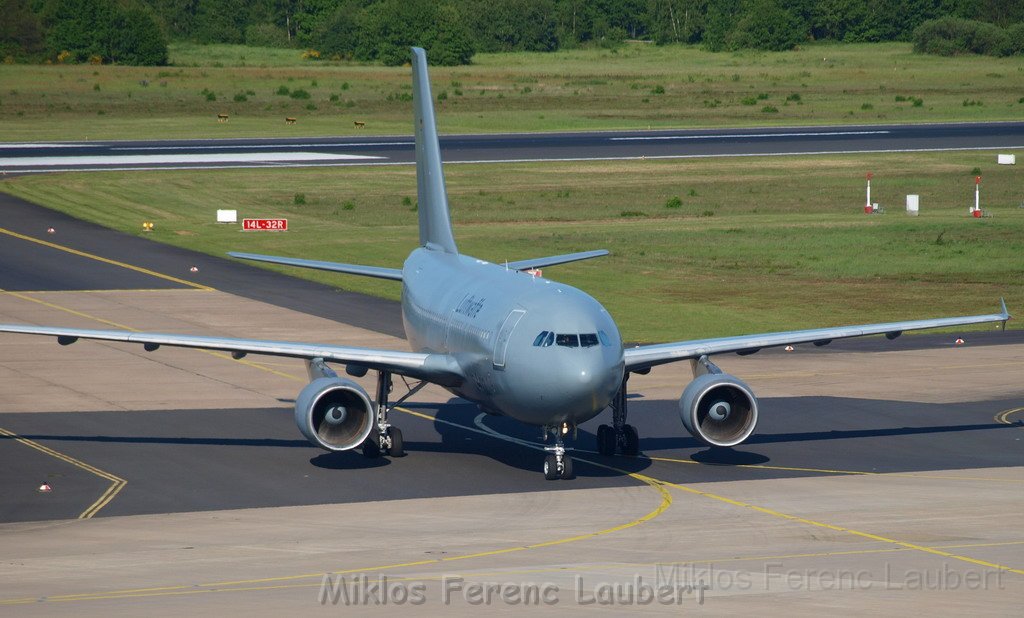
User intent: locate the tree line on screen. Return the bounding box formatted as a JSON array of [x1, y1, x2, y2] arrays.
[[3, 0, 1023, 65]]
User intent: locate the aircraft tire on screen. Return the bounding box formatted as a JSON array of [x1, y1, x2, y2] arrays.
[[560, 456, 574, 479], [387, 427, 405, 457], [362, 437, 381, 458], [622, 425, 639, 456], [543, 454, 559, 480], [597, 424, 615, 456]]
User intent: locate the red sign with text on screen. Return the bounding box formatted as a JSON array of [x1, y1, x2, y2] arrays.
[[243, 218, 288, 231]]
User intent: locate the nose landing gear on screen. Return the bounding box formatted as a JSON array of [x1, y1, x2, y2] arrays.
[[542, 422, 575, 480]]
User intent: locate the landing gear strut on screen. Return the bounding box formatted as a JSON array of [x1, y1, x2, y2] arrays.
[[597, 375, 639, 456], [542, 423, 575, 480], [362, 370, 423, 458]]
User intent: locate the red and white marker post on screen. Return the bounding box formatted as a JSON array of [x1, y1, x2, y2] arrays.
[[971, 176, 982, 217], [864, 172, 873, 214]]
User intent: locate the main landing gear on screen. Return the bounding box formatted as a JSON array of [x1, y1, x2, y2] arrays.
[[542, 423, 575, 480], [362, 370, 426, 459], [596, 375, 639, 457]]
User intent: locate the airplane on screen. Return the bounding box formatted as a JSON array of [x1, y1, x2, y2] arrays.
[[0, 48, 1011, 480]]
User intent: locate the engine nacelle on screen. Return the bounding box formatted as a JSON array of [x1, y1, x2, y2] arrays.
[[295, 377, 375, 451], [678, 373, 758, 447]]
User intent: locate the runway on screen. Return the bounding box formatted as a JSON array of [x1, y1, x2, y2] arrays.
[[2, 121, 1023, 173], [0, 196, 1021, 613]]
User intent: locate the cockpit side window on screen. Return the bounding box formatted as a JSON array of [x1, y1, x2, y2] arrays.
[[544, 331, 554, 347], [598, 330, 611, 346], [533, 331, 549, 347], [579, 333, 599, 347], [556, 333, 579, 347]]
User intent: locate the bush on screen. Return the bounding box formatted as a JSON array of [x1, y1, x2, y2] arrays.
[[289, 88, 310, 99], [45, 0, 167, 65], [913, 17, 1011, 57], [1007, 23, 1024, 55], [727, 0, 806, 51], [665, 196, 682, 208], [275, 85, 290, 96], [245, 23, 291, 48]]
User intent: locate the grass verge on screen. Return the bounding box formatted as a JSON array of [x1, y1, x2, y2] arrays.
[[2, 42, 1024, 141], [2, 150, 1021, 342]]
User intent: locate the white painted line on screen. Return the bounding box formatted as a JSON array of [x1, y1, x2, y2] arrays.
[[113, 142, 413, 151], [611, 130, 891, 141], [0, 143, 96, 149], [0, 152, 384, 167], [4, 145, 1021, 174]]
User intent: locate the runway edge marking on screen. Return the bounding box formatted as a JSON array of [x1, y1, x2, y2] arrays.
[[0, 227, 213, 291], [0, 427, 126, 519]]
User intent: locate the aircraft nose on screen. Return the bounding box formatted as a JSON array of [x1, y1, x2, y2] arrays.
[[549, 348, 623, 421]]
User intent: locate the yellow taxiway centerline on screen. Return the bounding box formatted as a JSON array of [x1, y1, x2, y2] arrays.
[[0, 227, 213, 291]]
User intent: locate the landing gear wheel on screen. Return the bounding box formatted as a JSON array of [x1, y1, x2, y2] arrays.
[[387, 427, 405, 457], [622, 424, 639, 456], [543, 454, 559, 480], [362, 437, 381, 458], [560, 456, 574, 479], [597, 424, 616, 456]]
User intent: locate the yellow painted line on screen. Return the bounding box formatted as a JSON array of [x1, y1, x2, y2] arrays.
[[0, 393, 671, 606], [743, 360, 1024, 381], [656, 477, 1024, 575], [0, 227, 213, 291], [647, 454, 1024, 483], [13, 289, 212, 294], [2, 289, 307, 382], [2, 289, 142, 331], [995, 407, 1024, 425], [8, 539, 1024, 605], [0, 427, 125, 519]]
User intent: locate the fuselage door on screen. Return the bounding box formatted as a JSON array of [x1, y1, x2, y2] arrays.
[[492, 309, 526, 370]]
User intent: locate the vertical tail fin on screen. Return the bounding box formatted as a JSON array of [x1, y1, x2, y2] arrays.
[[411, 47, 458, 254]]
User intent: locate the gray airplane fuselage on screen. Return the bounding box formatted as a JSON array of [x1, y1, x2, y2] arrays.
[[402, 248, 625, 426]]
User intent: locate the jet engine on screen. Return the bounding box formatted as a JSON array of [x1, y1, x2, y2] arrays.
[[295, 377, 376, 451], [678, 374, 758, 447]]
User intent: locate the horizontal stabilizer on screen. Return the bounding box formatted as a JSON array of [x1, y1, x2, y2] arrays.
[[229, 252, 402, 281], [505, 250, 609, 271]]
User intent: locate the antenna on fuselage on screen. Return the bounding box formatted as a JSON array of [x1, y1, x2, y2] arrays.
[[411, 47, 458, 254]]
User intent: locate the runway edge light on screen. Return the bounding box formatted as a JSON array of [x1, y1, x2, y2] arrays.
[[38, 483, 52, 493]]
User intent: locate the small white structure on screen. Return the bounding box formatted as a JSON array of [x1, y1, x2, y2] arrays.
[[216, 209, 238, 223], [997, 154, 1016, 165], [906, 194, 919, 216]]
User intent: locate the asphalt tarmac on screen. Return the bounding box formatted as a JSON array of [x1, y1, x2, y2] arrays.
[[1, 195, 1021, 615], [1, 195, 1021, 524], [3, 121, 1023, 173]]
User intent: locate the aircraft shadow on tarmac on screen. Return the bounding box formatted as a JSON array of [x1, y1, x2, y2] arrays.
[[5, 395, 1018, 479]]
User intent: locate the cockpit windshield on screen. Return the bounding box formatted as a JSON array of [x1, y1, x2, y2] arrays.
[[532, 331, 608, 348]]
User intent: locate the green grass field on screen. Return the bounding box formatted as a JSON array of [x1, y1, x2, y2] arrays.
[[4, 150, 1021, 342], [2, 42, 1023, 141]]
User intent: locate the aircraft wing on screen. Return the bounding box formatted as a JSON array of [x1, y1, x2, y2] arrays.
[[0, 324, 463, 386], [624, 301, 1010, 372], [228, 252, 403, 281], [505, 249, 609, 271]]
